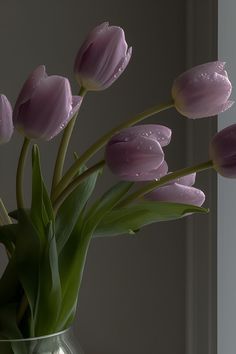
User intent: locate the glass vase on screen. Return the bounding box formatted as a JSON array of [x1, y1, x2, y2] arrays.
[[0, 327, 84, 354]]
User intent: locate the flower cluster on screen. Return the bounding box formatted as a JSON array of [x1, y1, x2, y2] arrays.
[[0, 22, 235, 341]]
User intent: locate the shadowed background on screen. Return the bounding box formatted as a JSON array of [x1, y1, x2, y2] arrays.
[[0, 1, 201, 353]]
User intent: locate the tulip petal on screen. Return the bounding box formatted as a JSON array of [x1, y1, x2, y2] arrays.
[[183, 99, 235, 119], [74, 22, 109, 71], [172, 61, 233, 119], [74, 23, 131, 90], [172, 61, 226, 96], [109, 125, 172, 147], [0, 95, 13, 144], [13, 65, 47, 123], [106, 136, 164, 177], [147, 183, 205, 207], [120, 160, 168, 181], [210, 123, 236, 177], [171, 172, 196, 186], [76, 27, 127, 88], [69, 95, 83, 119], [17, 76, 74, 140], [102, 46, 132, 89]]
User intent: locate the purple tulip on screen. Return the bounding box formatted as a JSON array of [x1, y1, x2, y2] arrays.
[[74, 22, 132, 91], [146, 172, 205, 207], [105, 125, 172, 181], [0, 95, 13, 144], [172, 61, 234, 119], [210, 123, 236, 178], [13, 65, 82, 141]]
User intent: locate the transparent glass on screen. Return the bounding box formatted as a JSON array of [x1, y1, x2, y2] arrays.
[[0, 327, 84, 354]]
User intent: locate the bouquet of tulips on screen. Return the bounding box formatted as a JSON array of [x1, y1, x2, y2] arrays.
[[0, 22, 234, 341]]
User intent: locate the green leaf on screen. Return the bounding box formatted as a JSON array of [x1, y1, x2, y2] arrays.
[[0, 258, 21, 307], [55, 167, 99, 254], [0, 224, 18, 254], [56, 181, 133, 329], [34, 222, 61, 336], [85, 181, 133, 225], [8, 210, 29, 221], [31, 145, 54, 242], [15, 210, 40, 329], [0, 303, 27, 353], [94, 201, 209, 236]]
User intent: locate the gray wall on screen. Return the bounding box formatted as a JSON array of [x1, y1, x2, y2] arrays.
[[218, 1, 236, 353], [0, 1, 192, 353]]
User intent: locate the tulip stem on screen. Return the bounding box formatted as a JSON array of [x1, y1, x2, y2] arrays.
[[51, 87, 87, 198], [117, 160, 214, 207], [53, 159, 105, 214], [16, 137, 31, 209], [53, 100, 174, 201]]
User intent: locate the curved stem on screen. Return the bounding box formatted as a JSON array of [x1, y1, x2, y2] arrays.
[[53, 100, 174, 201], [51, 87, 87, 197], [53, 159, 105, 214], [118, 160, 214, 207], [16, 137, 31, 209]]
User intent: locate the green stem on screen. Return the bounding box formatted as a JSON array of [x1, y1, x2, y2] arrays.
[[53, 100, 174, 201], [51, 86, 87, 197], [16, 137, 31, 209], [118, 160, 214, 207], [53, 159, 105, 214]]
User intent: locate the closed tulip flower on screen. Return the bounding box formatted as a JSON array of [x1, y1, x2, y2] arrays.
[[105, 125, 171, 181], [74, 22, 132, 91], [0, 95, 13, 144], [172, 61, 234, 119], [13, 65, 82, 141], [146, 172, 205, 207], [210, 123, 236, 178]]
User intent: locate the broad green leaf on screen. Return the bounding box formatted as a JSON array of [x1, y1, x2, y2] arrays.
[[8, 210, 30, 221], [56, 223, 85, 329], [0, 258, 21, 307], [15, 210, 40, 330], [56, 181, 133, 329], [85, 181, 133, 224], [55, 167, 100, 254], [31, 145, 54, 242], [0, 303, 27, 353], [34, 222, 61, 336], [0, 224, 18, 254], [94, 201, 209, 236]]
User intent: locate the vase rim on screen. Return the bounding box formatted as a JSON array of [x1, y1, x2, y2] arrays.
[[0, 327, 71, 343]]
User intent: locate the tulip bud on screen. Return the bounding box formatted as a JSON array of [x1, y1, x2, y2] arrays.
[[105, 125, 171, 181], [210, 123, 236, 178], [172, 61, 234, 119], [74, 22, 132, 91], [0, 95, 13, 144], [13, 65, 82, 141], [146, 172, 205, 207]]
